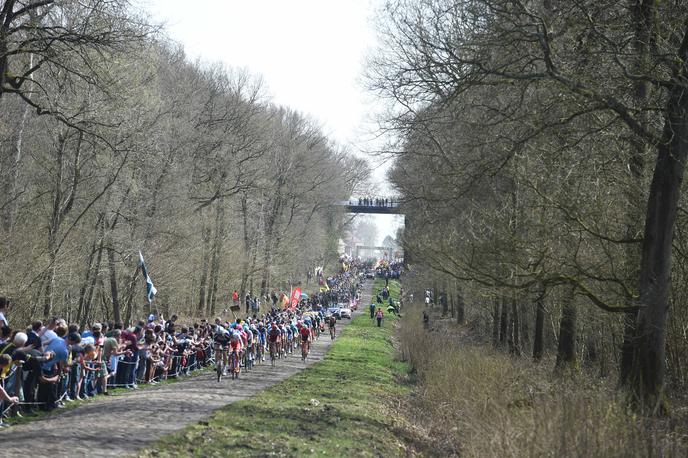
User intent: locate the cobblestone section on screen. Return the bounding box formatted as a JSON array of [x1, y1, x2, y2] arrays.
[[0, 291, 367, 458]]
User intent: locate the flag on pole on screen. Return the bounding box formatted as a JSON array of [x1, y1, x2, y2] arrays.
[[139, 250, 157, 303], [290, 287, 302, 310]]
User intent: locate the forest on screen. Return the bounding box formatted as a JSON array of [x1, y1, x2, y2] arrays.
[[368, 0, 688, 419], [0, 1, 367, 327]]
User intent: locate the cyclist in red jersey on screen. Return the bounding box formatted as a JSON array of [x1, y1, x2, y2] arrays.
[[299, 325, 311, 360]]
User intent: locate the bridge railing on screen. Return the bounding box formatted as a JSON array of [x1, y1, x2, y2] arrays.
[[339, 198, 401, 208]]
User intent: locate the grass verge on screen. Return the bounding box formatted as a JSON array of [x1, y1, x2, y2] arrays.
[[139, 311, 411, 457], [372, 277, 401, 303]]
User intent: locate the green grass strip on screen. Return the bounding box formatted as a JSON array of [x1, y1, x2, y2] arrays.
[[140, 309, 408, 457], [372, 277, 401, 303]]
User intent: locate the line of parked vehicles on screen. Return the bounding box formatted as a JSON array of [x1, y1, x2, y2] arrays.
[[325, 304, 352, 320]]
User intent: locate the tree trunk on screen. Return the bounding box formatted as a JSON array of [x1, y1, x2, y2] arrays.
[[555, 287, 577, 372], [207, 199, 225, 316], [619, 310, 637, 386], [43, 252, 57, 319], [260, 182, 284, 296], [533, 296, 545, 361], [499, 296, 508, 348], [520, 302, 530, 348], [42, 129, 82, 318], [492, 298, 500, 347], [239, 193, 251, 301], [106, 245, 121, 323], [511, 298, 520, 356], [619, 0, 651, 388], [456, 291, 465, 324], [630, 77, 688, 412], [197, 224, 211, 313], [77, 221, 101, 325], [2, 78, 31, 232], [123, 266, 140, 326], [81, 231, 104, 329]]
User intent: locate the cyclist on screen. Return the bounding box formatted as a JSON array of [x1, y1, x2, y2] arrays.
[[285, 322, 294, 355], [228, 325, 243, 375], [213, 325, 231, 376], [267, 322, 281, 364], [250, 323, 261, 363], [256, 322, 266, 361], [279, 323, 287, 357], [327, 314, 336, 339], [243, 324, 254, 370], [299, 321, 311, 360], [289, 321, 298, 353]]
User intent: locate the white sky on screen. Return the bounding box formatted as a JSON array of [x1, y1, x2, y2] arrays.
[[140, 0, 402, 244]]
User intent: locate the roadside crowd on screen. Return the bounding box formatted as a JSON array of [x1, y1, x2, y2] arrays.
[[0, 261, 367, 425], [0, 310, 219, 418]]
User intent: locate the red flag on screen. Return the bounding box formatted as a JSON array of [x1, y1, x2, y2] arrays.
[[290, 287, 302, 310]]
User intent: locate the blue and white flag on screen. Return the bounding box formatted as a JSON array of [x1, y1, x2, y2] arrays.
[[139, 250, 157, 303]]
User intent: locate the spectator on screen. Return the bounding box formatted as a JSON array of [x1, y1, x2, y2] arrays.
[[26, 321, 42, 349], [376, 308, 384, 327], [233, 290, 239, 307], [38, 325, 69, 410], [0, 355, 18, 405], [164, 315, 177, 334], [103, 329, 123, 388], [118, 326, 142, 389], [68, 333, 84, 400], [0, 297, 8, 326], [0, 326, 11, 345]]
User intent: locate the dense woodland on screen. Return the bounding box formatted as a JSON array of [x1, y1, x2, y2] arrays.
[[0, 1, 366, 327], [370, 0, 688, 414]]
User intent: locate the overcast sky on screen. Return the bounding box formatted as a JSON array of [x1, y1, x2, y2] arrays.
[[141, 0, 403, 244], [142, 0, 382, 146]]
